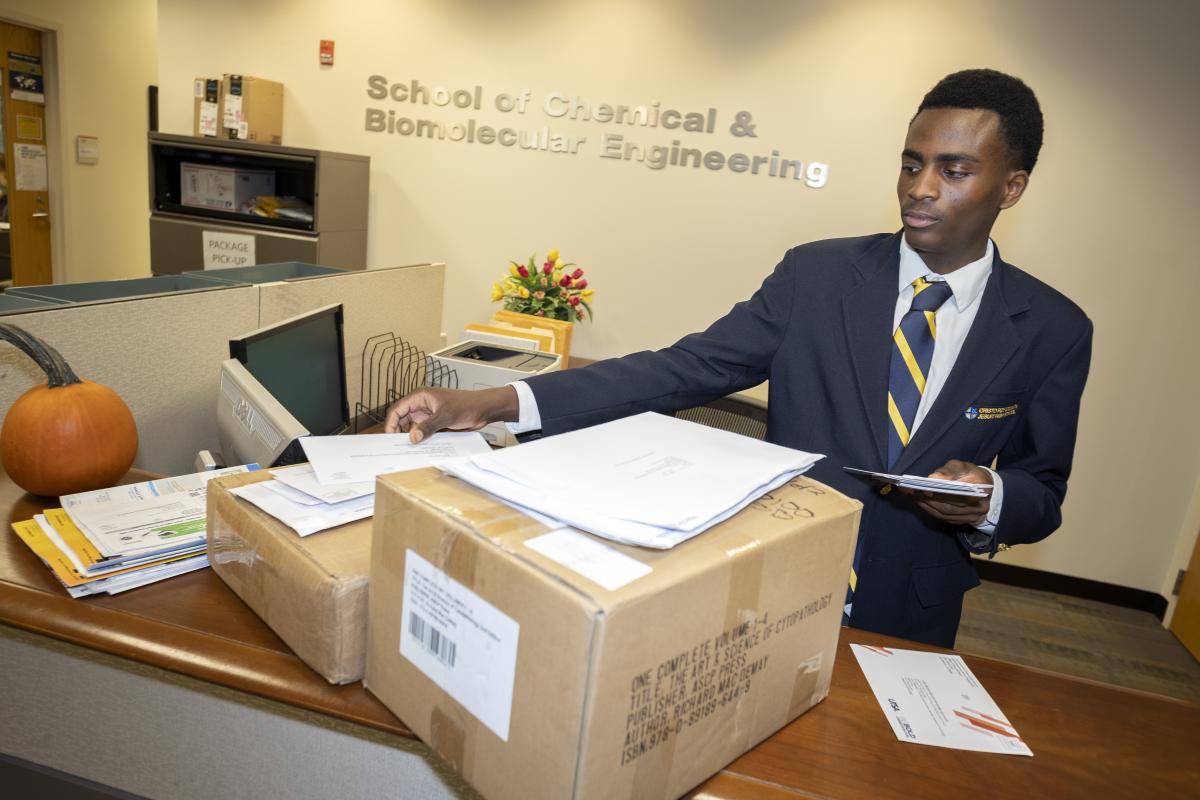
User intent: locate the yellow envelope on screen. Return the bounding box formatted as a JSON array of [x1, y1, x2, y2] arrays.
[[492, 310, 573, 367]]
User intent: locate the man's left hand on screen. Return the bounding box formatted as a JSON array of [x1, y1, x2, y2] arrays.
[[910, 459, 992, 526]]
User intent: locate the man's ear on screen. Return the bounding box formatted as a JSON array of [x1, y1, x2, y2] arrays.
[[999, 170, 1029, 210]]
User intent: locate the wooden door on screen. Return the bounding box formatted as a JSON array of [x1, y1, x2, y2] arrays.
[[0, 20, 52, 286], [1169, 530, 1200, 659]]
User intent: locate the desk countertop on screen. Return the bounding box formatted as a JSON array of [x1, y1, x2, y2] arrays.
[[2, 469, 1198, 799]]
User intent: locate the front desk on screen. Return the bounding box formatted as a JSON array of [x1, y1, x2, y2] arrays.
[[1, 469, 1198, 799]]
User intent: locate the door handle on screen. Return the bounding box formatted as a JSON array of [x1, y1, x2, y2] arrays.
[[31, 212, 49, 218]]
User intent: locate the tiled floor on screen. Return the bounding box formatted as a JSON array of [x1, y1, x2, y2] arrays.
[[956, 581, 1200, 705]]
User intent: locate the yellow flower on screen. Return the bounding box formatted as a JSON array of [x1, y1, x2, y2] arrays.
[[582, 288, 594, 299], [547, 249, 560, 263], [490, 283, 504, 301], [552, 270, 563, 283], [509, 263, 521, 277], [518, 287, 530, 298]]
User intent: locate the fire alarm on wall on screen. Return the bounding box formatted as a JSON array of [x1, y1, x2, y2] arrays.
[[320, 40, 334, 66]]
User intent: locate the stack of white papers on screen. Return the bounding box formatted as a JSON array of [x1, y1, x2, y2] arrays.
[[227, 432, 493, 537], [439, 412, 824, 549], [843, 467, 991, 497], [11, 465, 258, 598]]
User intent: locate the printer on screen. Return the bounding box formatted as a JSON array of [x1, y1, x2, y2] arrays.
[[428, 340, 562, 446]]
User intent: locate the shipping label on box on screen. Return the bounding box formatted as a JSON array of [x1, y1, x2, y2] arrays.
[[192, 77, 221, 138], [400, 549, 521, 740], [180, 162, 275, 212], [366, 469, 860, 800]]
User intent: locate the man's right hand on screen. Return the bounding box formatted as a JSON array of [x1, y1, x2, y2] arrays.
[[384, 386, 519, 442]]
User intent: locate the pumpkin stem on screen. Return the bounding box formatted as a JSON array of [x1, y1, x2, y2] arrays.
[[0, 322, 82, 387]]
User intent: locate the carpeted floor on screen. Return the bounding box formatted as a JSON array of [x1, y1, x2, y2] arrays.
[[956, 580, 1200, 705]]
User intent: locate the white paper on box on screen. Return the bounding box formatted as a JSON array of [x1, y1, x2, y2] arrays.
[[400, 549, 520, 741], [198, 101, 219, 136], [525, 529, 652, 591], [223, 93, 243, 128]]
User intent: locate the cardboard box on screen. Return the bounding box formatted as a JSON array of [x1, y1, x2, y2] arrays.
[[207, 470, 371, 684], [180, 162, 275, 212], [220, 74, 283, 144], [366, 469, 860, 800], [192, 76, 222, 137]]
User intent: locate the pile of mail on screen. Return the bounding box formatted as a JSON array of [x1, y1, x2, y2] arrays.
[[228, 432, 492, 536], [220, 413, 821, 551], [11, 465, 256, 597], [440, 412, 824, 548], [842, 467, 991, 497]]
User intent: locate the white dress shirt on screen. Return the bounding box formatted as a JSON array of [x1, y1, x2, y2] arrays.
[[509, 235, 1004, 534], [895, 236, 1003, 536]]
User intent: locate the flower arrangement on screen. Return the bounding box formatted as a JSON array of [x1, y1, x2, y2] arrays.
[[491, 249, 594, 322]]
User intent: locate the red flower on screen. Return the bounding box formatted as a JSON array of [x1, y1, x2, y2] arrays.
[[517, 265, 529, 278], [543, 261, 553, 274], [569, 295, 581, 306], [575, 279, 588, 290], [559, 275, 571, 287], [572, 268, 584, 279]]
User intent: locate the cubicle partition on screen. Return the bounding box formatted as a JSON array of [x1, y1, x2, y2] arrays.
[[0, 263, 445, 476]]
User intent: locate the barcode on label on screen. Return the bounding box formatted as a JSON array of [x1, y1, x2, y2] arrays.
[[409, 611, 457, 668]]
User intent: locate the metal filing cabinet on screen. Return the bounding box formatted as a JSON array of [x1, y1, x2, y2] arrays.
[[148, 133, 369, 275]]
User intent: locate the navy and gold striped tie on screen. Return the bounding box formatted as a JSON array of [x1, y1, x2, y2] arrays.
[[847, 277, 953, 620], [886, 277, 954, 469]]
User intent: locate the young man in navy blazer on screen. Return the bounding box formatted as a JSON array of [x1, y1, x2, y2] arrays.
[[386, 69, 1093, 648]]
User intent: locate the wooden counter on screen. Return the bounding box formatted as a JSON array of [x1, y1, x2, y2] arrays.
[[2, 470, 1198, 799]]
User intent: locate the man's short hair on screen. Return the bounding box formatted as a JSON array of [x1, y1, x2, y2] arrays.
[[916, 69, 1044, 174]]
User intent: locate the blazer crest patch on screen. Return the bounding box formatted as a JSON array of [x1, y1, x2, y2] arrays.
[[964, 403, 1019, 421]]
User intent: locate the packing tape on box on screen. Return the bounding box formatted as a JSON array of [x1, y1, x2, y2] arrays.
[[430, 704, 470, 774], [209, 491, 278, 601], [436, 527, 478, 588], [629, 530, 765, 793], [789, 652, 826, 716], [633, 702, 680, 797], [718, 531, 765, 633]]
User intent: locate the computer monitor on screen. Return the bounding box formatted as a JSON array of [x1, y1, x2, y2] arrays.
[[217, 303, 349, 467]]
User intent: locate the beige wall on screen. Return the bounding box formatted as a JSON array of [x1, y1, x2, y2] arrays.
[[139, 0, 1194, 604], [0, 0, 157, 282]]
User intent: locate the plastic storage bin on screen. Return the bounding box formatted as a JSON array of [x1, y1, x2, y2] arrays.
[[0, 293, 68, 314], [3, 274, 236, 305], [183, 262, 346, 284]]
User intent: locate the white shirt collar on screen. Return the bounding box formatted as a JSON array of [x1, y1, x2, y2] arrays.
[[898, 235, 994, 313]]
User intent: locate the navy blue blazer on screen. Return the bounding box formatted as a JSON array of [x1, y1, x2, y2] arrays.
[[526, 233, 1092, 647]]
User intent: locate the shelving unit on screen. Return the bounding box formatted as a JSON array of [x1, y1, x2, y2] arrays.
[[148, 133, 369, 274]]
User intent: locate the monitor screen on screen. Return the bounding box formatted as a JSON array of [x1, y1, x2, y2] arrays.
[[228, 304, 349, 437]]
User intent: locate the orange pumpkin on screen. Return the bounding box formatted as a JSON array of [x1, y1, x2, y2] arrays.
[[0, 322, 138, 497]]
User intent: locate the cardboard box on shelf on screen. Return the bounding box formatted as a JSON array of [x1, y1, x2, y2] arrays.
[[192, 76, 222, 138], [180, 162, 275, 212], [220, 74, 283, 144], [207, 470, 371, 684], [365, 468, 860, 800]]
